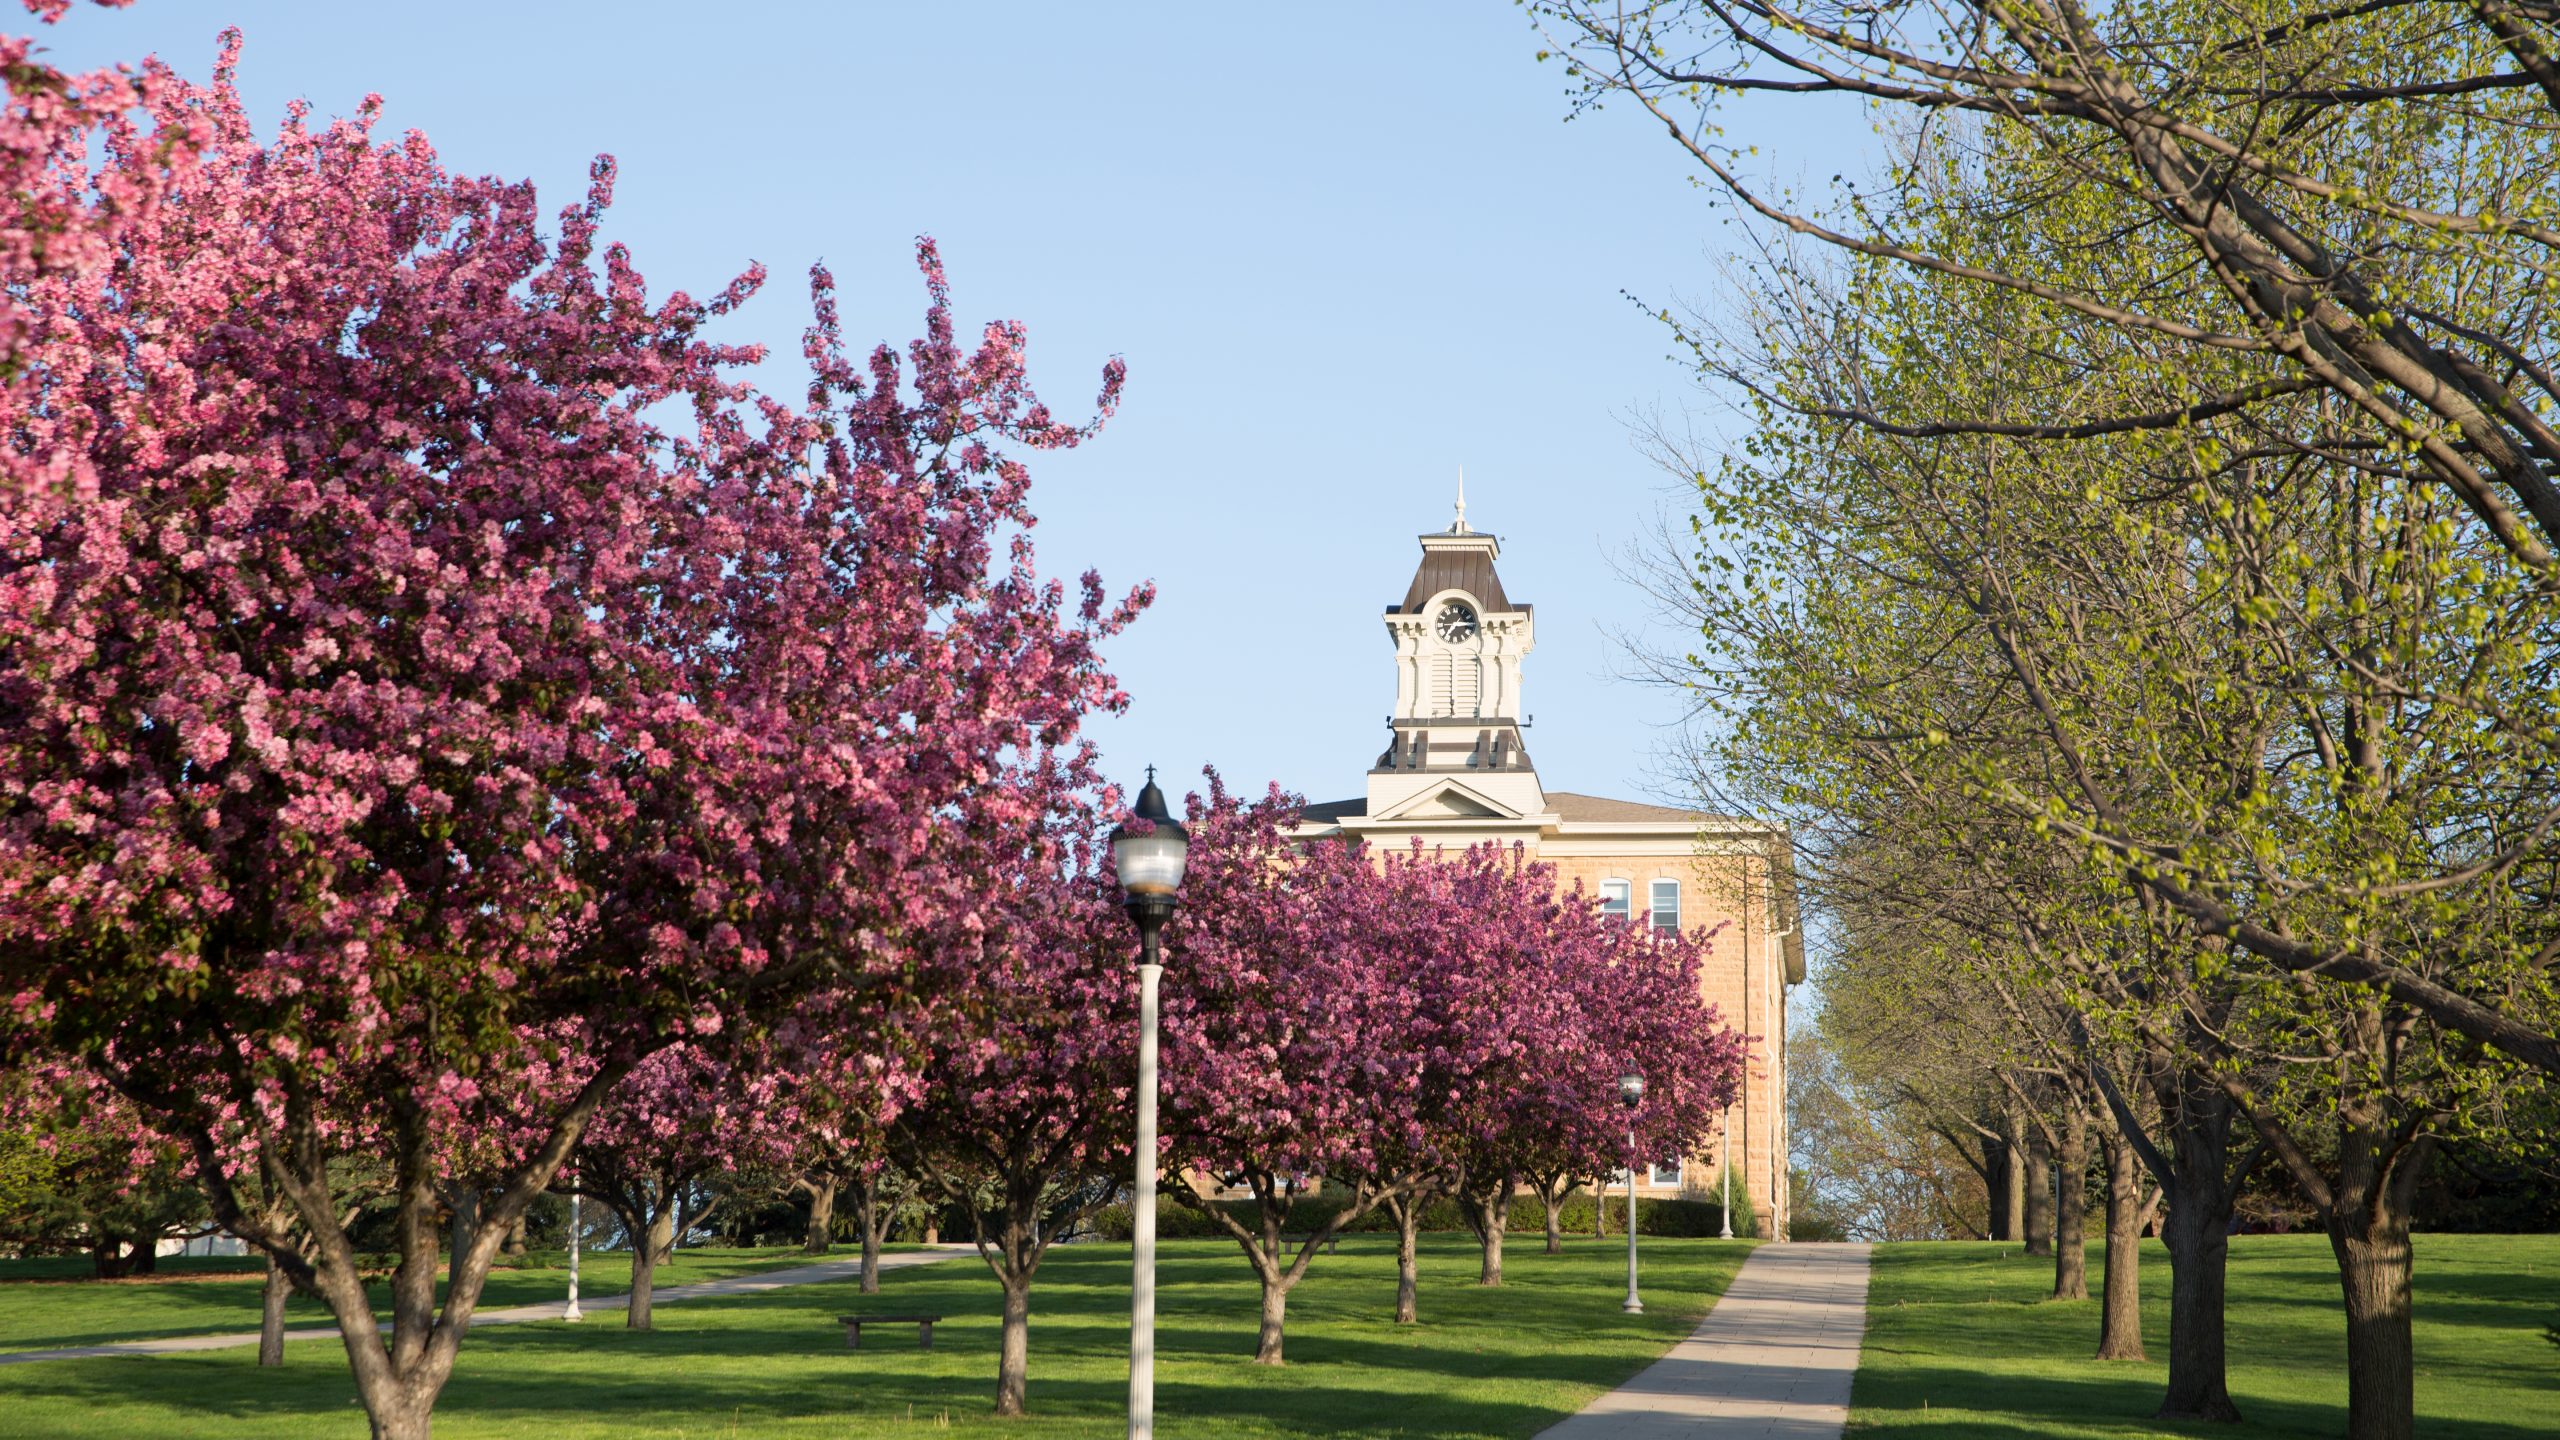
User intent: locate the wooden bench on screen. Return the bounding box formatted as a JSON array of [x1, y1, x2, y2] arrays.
[[838, 1313, 943, 1351]]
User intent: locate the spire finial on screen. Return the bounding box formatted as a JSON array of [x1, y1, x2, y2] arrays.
[[1454, 466, 1469, 534], [1145, 763, 1157, 786]]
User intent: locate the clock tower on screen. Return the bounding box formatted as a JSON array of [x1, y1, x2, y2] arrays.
[[1295, 493, 1805, 1237], [1367, 499, 1545, 823]]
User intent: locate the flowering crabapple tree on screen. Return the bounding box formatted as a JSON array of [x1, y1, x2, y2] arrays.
[[1325, 846, 1550, 1323], [766, 978, 932, 1286], [1158, 777, 1450, 1365], [549, 1043, 793, 1330], [896, 811, 1134, 1417], [775, 1061, 917, 1279], [1600, 919, 1752, 1222], [1422, 850, 1599, 1289], [0, 42, 1141, 1440], [1452, 891, 1746, 1280], [829, 1150, 928, 1289], [1345, 847, 1746, 1313]]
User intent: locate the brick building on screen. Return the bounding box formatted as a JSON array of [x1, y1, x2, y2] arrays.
[[1291, 503, 1803, 1236]]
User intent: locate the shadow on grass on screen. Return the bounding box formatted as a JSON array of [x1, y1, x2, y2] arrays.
[[1859, 1355, 2560, 1440], [0, 1251, 809, 1353], [0, 1345, 1585, 1440]]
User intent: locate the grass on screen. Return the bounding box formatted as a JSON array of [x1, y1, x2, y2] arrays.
[[0, 1246, 838, 1352], [1847, 1234, 2560, 1438], [0, 1234, 1752, 1437]]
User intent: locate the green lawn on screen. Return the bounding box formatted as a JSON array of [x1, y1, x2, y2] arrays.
[[0, 1235, 1751, 1437], [1848, 1235, 2560, 1438], [0, 1247, 838, 1352]]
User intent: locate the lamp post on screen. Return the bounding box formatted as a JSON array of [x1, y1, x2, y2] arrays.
[[1719, 1103, 1735, 1241], [564, 1181, 583, 1322], [1111, 767, 1188, 1440], [1618, 1071, 1646, 1315]]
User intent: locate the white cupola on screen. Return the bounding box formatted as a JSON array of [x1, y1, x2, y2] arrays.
[[1365, 490, 1545, 821]]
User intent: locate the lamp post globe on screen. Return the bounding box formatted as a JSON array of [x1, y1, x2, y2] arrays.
[[1111, 766, 1189, 954], [1618, 1071, 1646, 1315], [1111, 767, 1187, 1440]]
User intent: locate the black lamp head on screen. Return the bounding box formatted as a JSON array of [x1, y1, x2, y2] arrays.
[[1111, 769, 1189, 889]]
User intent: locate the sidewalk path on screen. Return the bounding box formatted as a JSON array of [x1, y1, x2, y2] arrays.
[[0, 1246, 973, 1366], [1538, 1241, 1873, 1440]]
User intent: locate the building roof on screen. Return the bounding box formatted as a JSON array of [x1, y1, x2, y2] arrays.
[[1394, 539, 1514, 615], [1545, 791, 1738, 824], [1296, 791, 1755, 826]]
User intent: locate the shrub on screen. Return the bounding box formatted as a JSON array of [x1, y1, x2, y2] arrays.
[[1086, 1188, 1740, 1239]]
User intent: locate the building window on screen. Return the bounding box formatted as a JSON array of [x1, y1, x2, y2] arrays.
[[1649, 879, 1681, 934], [1600, 878, 1631, 922], [1648, 1158, 1683, 1188]]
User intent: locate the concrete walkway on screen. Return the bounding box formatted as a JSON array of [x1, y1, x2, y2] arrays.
[[1538, 1241, 1873, 1440], [0, 1246, 973, 1366]]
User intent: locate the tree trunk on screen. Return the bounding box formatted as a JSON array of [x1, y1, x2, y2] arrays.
[[2022, 1126, 2055, 1258], [858, 1186, 885, 1295], [2095, 1131, 2146, 1361], [1542, 1188, 1565, 1254], [1997, 1111, 2026, 1243], [1390, 1195, 1423, 1324], [1254, 1268, 1289, 1365], [314, 1237, 456, 1440], [923, 1220, 939, 1244], [258, 1255, 291, 1367], [2158, 1172, 2240, 1420], [802, 1173, 838, 1256], [131, 1240, 159, 1275], [2051, 1106, 2089, 1301], [2322, 1131, 2427, 1440], [627, 1204, 673, 1331], [994, 1274, 1031, 1416], [1462, 1184, 1513, 1285], [446, 1188, 478, 1296], [502, 1213, 527, 1258], [1594, 1180, 1609, 1239], [363, 1396, 436, 1440]]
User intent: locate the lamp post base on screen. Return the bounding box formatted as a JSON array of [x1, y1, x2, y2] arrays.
[[1621, 1297, 1644, 1315]]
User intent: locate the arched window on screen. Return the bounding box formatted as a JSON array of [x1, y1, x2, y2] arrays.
[[1599, 878, 1632, 921], [1649, 879, 1681, 935]]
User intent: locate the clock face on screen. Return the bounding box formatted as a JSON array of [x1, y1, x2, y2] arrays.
[[1436, 601, 1479, 642]]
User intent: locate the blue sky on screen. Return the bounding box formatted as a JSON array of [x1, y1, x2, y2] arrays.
[[44, 1, 1870, 810]]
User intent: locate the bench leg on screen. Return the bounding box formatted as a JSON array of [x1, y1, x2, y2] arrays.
[[919, 1321, 934, 1352], [845, 1324, 860, 1350]]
